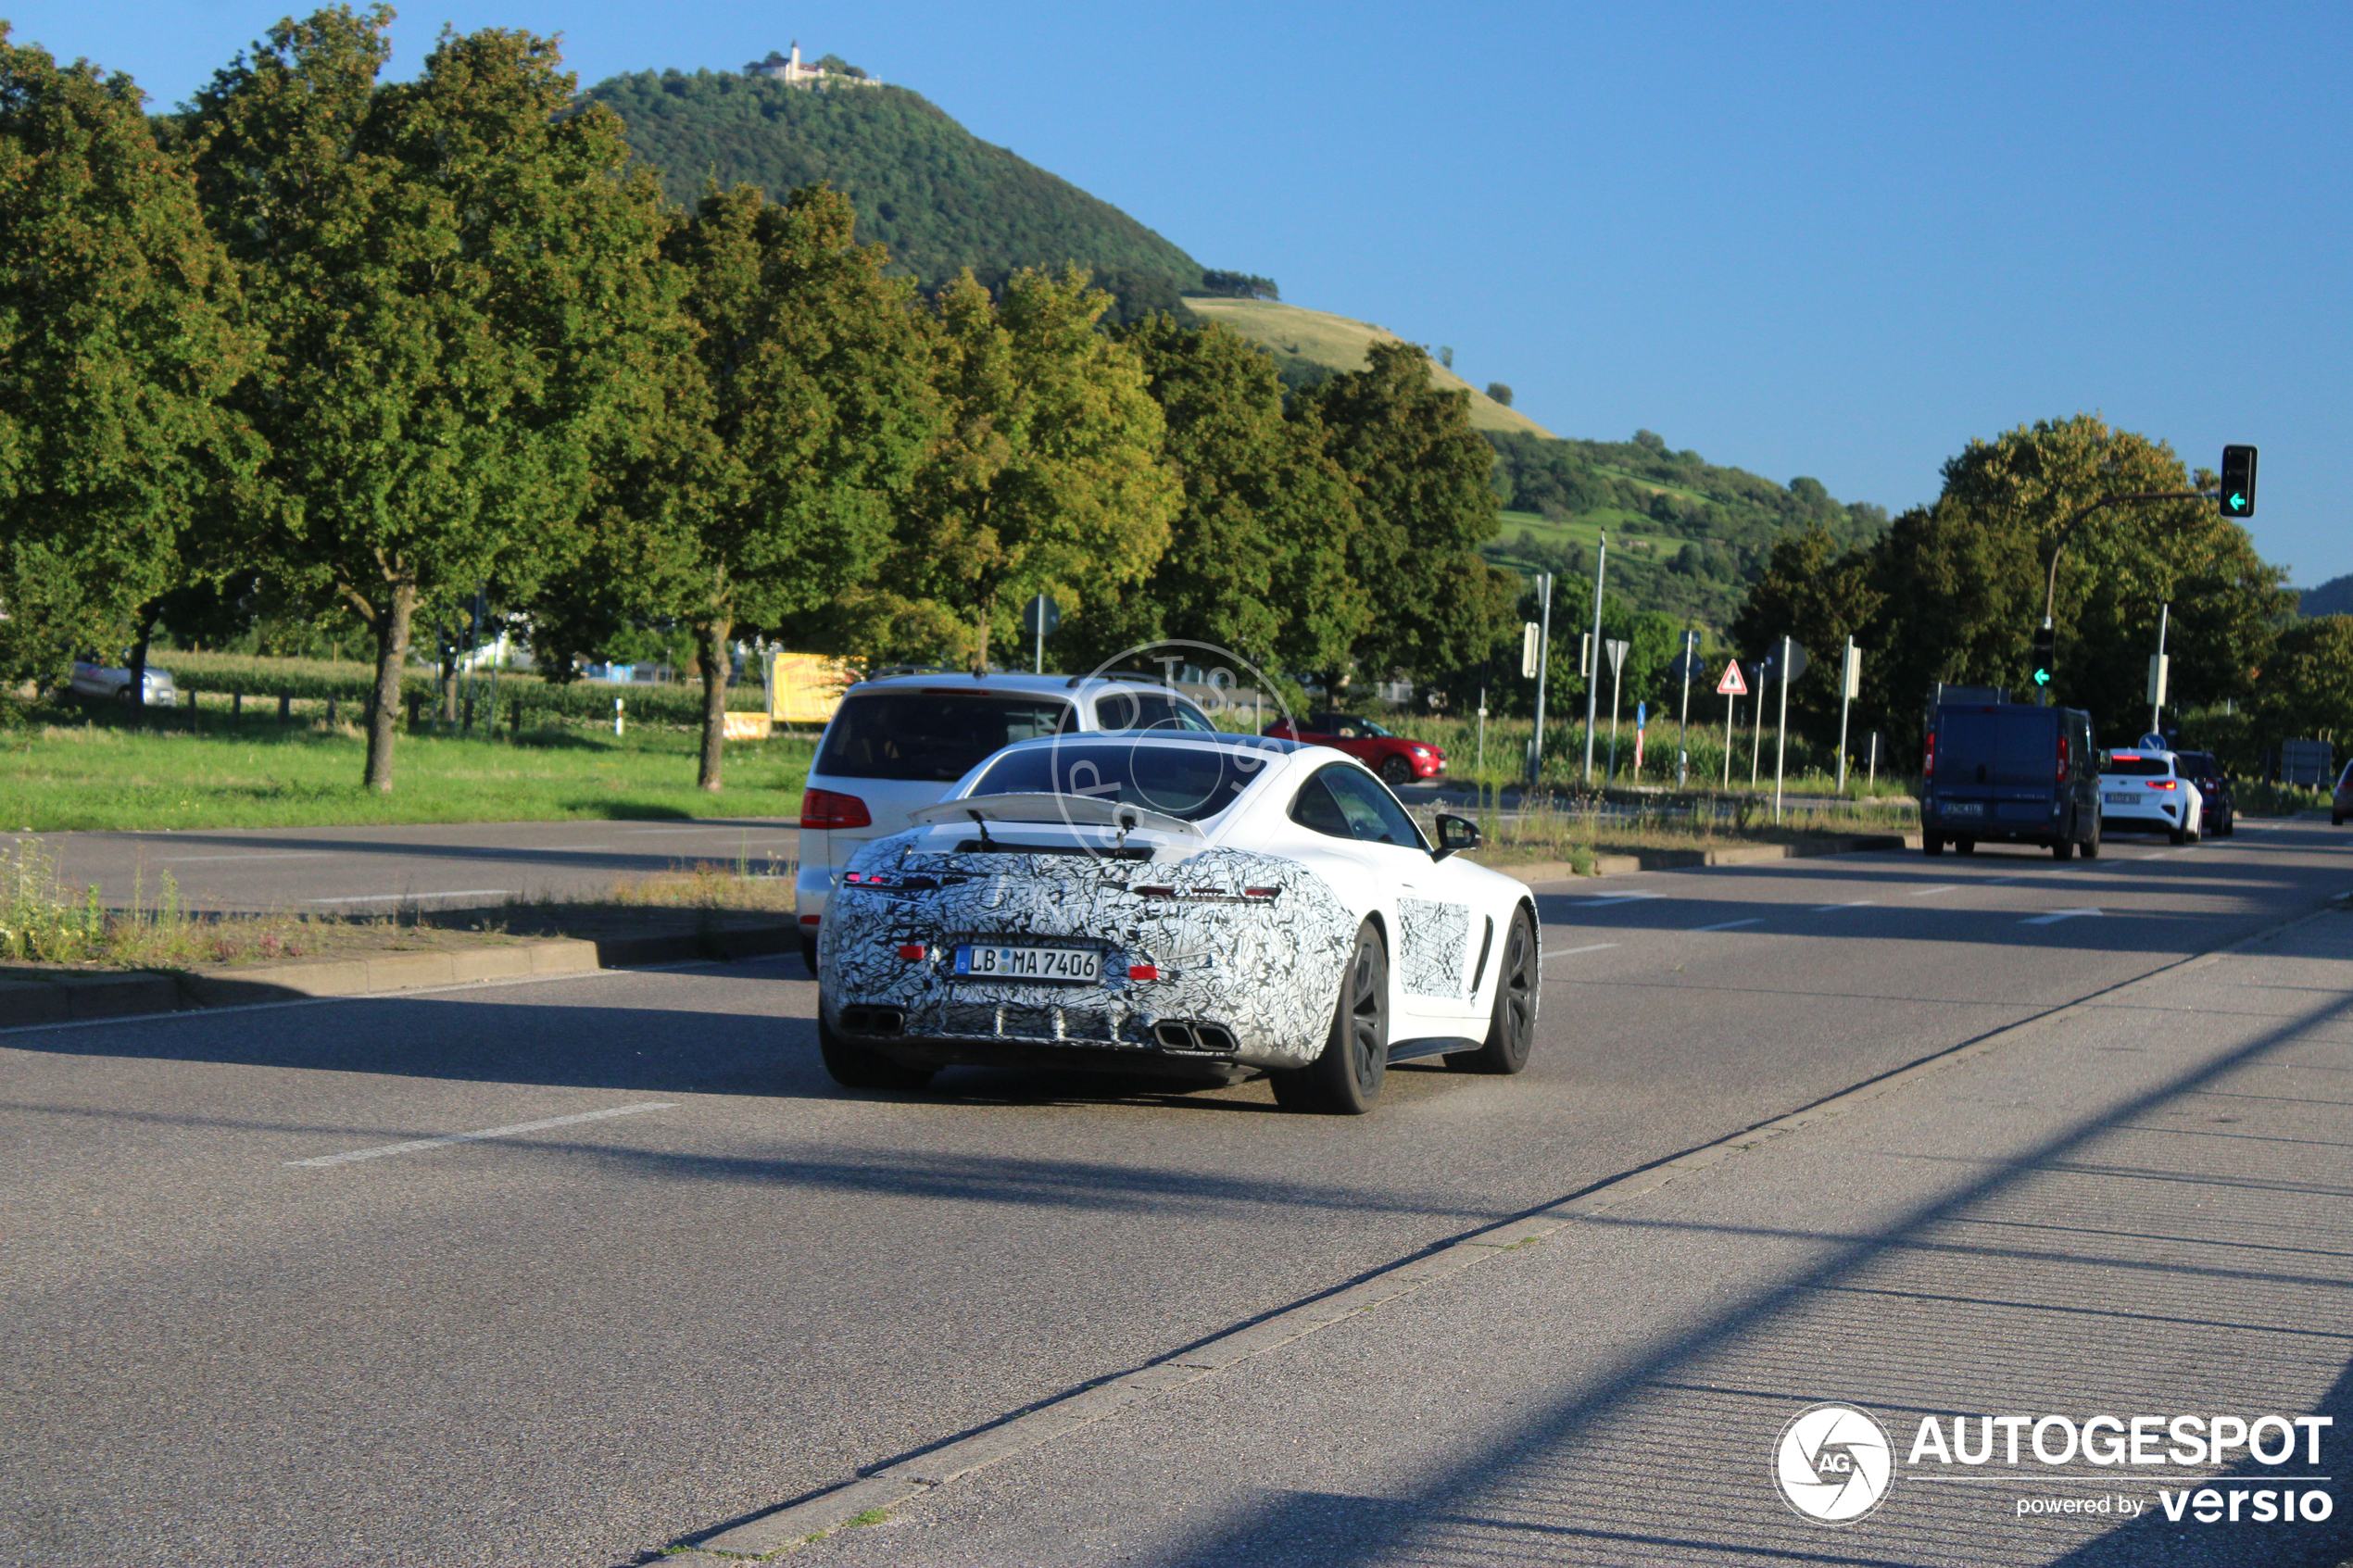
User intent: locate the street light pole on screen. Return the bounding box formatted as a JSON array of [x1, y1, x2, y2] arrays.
[[1582, 536, 1606, 785]]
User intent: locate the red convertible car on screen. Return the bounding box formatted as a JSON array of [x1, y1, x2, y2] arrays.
[[1262, 711, 1446, 787]]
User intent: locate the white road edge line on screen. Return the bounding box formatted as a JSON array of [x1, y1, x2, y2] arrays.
[[1689, 918, 1763, 933], [1574, 893, 1662, 907], [1910, 885, 1958, 897], [157, 852, 332, 863], [303, 889, 511, 904], [1542, 943, 1619, 958], [284, 1102, 678, 1168]]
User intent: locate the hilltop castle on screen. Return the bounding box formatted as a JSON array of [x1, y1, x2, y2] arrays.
[[745, 44, 883, 89]]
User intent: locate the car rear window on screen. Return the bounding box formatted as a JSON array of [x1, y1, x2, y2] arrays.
[[816, 694, 1075, 783], [968, 741, 1268, 822], [2105, 755, 2172, 777], [2172, 753, 2218, 775]]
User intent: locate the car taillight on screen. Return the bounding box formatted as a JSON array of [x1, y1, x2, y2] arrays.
[[800, 788, 871, 830], [2149, 780, 2178, 791], [2057, 735, 2070, 783], [897, 944, 926, 961], [1923, 731, 1936, 779]]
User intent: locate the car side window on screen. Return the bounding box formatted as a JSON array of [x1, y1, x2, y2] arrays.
[[1288, 775, 1353, 838], [1318, 765, 1427, 849]]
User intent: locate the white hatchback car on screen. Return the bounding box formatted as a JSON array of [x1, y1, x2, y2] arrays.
[[795, 671, 1217, 967], [2098, 749, 2204, 845]]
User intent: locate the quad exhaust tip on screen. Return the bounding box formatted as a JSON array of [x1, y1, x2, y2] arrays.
[[1153, 1020, 1237, 1053], [840, 1006, 905, 1036]]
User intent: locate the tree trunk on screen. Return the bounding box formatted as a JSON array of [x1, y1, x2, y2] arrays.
[[695, 614, 733, 793], [364, 584, 416, 793], [126, 600, 163, 727], [440, 635, 459, 722]]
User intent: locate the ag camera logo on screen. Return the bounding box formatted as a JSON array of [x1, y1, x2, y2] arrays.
[[1776, 1402, 1894, 1524]]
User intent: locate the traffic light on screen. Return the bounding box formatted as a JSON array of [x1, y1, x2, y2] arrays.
[[2031, 621, 2057, 690], [2221, 445, 2258, 518]]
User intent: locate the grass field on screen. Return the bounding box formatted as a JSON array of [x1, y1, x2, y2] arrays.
[[1181, 297, 1555, 439], [1490, 508, 1673, 556], [0, 711, 817, 832]]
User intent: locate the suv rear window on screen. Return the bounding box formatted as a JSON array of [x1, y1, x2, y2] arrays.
[[2172, 753, 2218, 776], [969, 741, 1265, 821], [816, 693, 1074, 783], [2105, 755, 2172, 777], [1093, 690, 1214, 732]]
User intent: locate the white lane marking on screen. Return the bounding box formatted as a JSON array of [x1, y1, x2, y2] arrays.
[[1689, 918, 1763, 933], [2134, 853, 2168, 860], [1542, 943, 1619, 958], [1808, 899, 1877, 912], [1910, 885, 1958, 897], [304, 889, 510, 904], [1985, 874, 2041, 885], [2021, 908, 2102, 925], [284, 1102, 679, 1168], [158, 852, 331, 863], [1574, 893, 1662, 907]]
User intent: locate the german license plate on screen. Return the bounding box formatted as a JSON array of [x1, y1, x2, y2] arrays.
[[2104, 792, 2139, 806], [953, 945, 1101, 983], [1941, 801, 1982, 817]]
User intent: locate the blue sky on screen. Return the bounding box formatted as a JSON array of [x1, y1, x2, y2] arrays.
[[19, 1, 2350, 583]]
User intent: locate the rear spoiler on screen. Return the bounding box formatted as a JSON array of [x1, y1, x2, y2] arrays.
[[907, 792, 1204, 839]]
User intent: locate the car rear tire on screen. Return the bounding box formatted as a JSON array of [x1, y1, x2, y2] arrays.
[[818, 1013, 935, 1093], [2169, 825, 2188, 846], [2082, 817, 2100, 859], [1447, 907, 1536, 1075], [1924, 833, 1946, 858], [1379, 756, 1414, 789], [2051, 835, 2074, 861], [1272, 921, 1388, 1114], [799, 934, 820, 975], [1957, 837, 1977, 856], [2335, 812, 2345, 827]]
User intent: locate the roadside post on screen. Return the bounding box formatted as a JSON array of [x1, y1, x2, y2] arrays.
[[1715, 659, 1747, 787], [613, 696, 624, 738], [1024, 593, 1061, 674], [1672, 630, 1700, 787], [1604, 637, 1629, 784], [1751, 659, 1767, 786], [1867, 729, 1881, 789], [1835, 637, 1861, 793], [1477, 685, 1487, 771], [1582, 536, 1607, 784], [1633, 701, 1647, 781], [1773, 634, 1793, 822], [2148, 601, 2170, 734], [1527, 575, 1554, 788]]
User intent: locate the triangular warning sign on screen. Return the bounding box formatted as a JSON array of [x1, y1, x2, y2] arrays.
[[1716, 660, 1749, 696]]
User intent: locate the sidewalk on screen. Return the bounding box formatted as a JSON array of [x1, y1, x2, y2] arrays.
[[755, 906, 2353, 1566]]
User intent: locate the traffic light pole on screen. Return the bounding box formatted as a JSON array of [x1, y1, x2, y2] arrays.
[[2035, 488, 2211, 702]]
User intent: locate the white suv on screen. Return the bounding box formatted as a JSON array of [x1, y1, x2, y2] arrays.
[[2098, 749, 2204, 845], [794, 671, 1216, 967]]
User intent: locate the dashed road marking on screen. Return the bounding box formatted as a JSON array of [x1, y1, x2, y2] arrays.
[[1689, 918, 1763, 933], [1542, 943, 1619, 959], [1808, 899, 1877, 913], [1910, 885, 1958, 897], [1574, 893, 1663, 908], [2021, 908, 2102, 926]]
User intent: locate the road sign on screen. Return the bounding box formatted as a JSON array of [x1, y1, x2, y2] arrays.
[[1716, 660, 1748, 696], [2146, 653, 2170, 707], [1580, 633, 1594, 678], [1840, 641, 1863, 699], [2221, 445, 2258, 518], [1758, 640, 1810, 684], [1521, 621, 1540, 679], [1605, 637, 1629, 673], [1636, 701, 1646, 728], [1023, 593, 1061, 637]]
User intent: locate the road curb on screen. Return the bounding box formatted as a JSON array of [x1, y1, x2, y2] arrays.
[[663, 897, 2342, 1561], [1491, 831, 1916, 887], [0, 922, 799, 1032]]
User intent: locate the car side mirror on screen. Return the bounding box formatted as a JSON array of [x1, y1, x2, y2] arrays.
[[1432, 813, 1481, 860]]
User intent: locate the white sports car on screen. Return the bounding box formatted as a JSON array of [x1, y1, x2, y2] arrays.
[[816, 732, 1540, 1113]]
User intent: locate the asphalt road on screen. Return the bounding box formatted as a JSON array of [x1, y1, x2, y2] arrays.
[[2, 820, 2347, 1566], [13, 819, 802, 912]]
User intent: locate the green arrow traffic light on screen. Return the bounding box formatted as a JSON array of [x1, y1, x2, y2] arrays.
[[2228, 491, 2247, 512], [2033, 668, 2051, 687]]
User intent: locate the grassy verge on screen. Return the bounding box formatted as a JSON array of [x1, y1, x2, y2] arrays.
[[1421, 790, 1918, 873], [0, 708, 816, 832]]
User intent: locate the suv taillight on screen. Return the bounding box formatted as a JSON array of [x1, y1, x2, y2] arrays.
[[2057, 734, 2070, 784], [800, 788, 872, 831], [1923, 731, 1935, 779]]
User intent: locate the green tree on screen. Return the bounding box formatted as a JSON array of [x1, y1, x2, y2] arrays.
[[1485, 382, 1513, 408], [0, 29, 251, 692], [1304, 340, 1504, 693], [2259, 616, 2353, 745], [1728, 523, 1883, 746], [890, 267, 1178, 670], [1065, 314, 1365, 677], [189, 6, 679, 789], [570, 181, 937, 788]]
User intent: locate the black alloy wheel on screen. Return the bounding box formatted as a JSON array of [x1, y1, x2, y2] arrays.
[[1380, 755, 1415, 788], [1449, 907, 1537, 1074], [1924, 833, 1946, 858], [1273, 921, 1389, 1114], [817, 1011, 936, 1093]]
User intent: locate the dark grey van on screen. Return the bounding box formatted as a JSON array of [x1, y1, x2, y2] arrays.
[[1922, 701, 2100, 859]]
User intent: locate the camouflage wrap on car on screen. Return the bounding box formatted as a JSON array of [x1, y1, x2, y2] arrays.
[[1396, 897, 1469, 998], [819, 834, 1360, 1069]]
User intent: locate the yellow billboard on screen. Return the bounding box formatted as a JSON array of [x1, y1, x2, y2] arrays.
[[766, 651, 854, 724]]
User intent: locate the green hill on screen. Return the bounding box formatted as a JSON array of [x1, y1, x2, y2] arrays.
[[1482, 431, 1891, 632], [585, 69, 1216, 321]]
